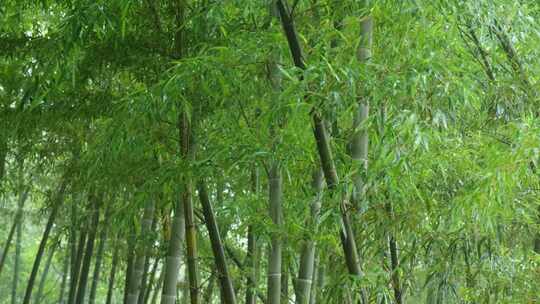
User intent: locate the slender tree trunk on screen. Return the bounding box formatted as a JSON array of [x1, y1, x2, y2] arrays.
[[35, 241, 58, 302], [88, 236, 106, 304], [22, 181, 66, 304], [58, 251, 70, 304], [11, 211, 23, 304], [309, 261, 325, 304], [139, 211, 158, 304], [253, 245, 262, 303], [275, 2, 367, 302], [350, 16, 372, 211], [89, 205, 111, 304], [106, 244, 120, 304], [307, 257, 319, 304], [68, 228, 87, 304], [281, 258, 289, 304], [245, 225, 257, 304], [295, 169, 323, 304], [161, 198, 186, 304], [124, 232, 136, 304], [160, 1, 187, 302], [388, 233, 403, 304], [197, 180, 236, 304], [346, 16, 372, 303], [535, 204, 540, 253], [203, 271, 216, 304], [267, 3, 284, 303], [0, 137, 6, 183], [267, 163, 283, 304], [245, 168, 259, 304], [151, 270, 165, 304], [313, 108, 366, 303], [184, 180, 199, 304], [0, 188, 29, 276], [11, 156, 24, 293], [143, 255, 161, 304], [138, 257, 152, 304], [75, 195, 101, 304], [215, 177, 229, 304], [182, 266, 190, 304], [67, 196, 82, 304], [126, 201, 156, 304], [178, 111, 200, 304]]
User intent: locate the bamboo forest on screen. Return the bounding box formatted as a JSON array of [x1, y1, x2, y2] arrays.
[[2, 0, 540, 303]]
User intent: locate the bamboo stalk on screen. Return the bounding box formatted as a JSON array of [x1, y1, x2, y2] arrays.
[[22, 180, 66, 304], [126, 201, 156, 304], [267, 163, 283, 304], [197, 180, 236, 304], [106, 242, 120, 304], [75, 194, 101, 304], [295, 169, 323, 304]]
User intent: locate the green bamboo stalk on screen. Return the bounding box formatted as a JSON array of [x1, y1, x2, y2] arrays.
[[246, 168, 259, 304], [197, 180, 236, 304], [126, 201, 156, 304], [75, 194, 101, 304], [281, 256, 289, 303], [58, 251, 69, 304], [22, 180, 66, 304], [0, 137, 6, 183], [88, 237, 106, 304], [267, 163, 283, 304], [275, 2, 367, 302], [106, 243, 120, 304], [245, 224, 257, 304], [161, 0, 187, 301], [143, 256, 161, 304], [533, 170, 540, 252], [68, 224, 87, 304], [151, 270, 165, 304], [160, 199, 185, 304], [350, 16, 372, 211], [307, 256, 321, 304], [139, 210, 158, 304], [11, 158, 25, 303], [11, 211, 23, 304], [178, 110, 200, 304], [184, 180, 199, 304], [295, 169, 323, 304], [0, 188, 29, 276], [67, 195, 81, 304], [268, 3, 283, 303], [89, 205, 111, 304], [138, 256, 151, 304], [35, 241, 58, 303], [315, 262, 325, 304], [388, 235, 403, 304], [125, 227, 136, 304], [203, 271, 216, 303]]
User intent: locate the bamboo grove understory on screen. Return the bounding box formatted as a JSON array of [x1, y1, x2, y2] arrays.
[[1, 0, 540, 303]]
